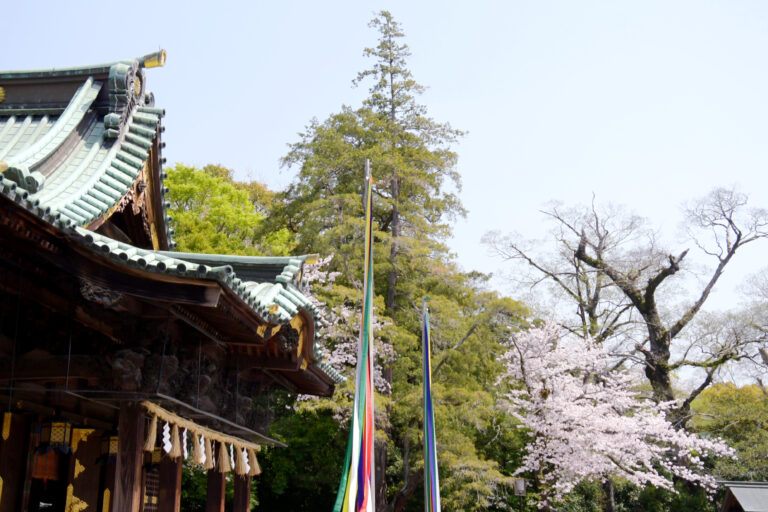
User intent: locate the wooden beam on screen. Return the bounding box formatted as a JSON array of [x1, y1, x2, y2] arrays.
[[67, 428, 101, 512], [233, 475, 252, 512], [0, 356, 107, 383], [112, 403, 145, 512], [0, 392, 115, 431], [0, 413, 29, 512], [205, 470, 226, 512], [233, 353, 300, 373], [158, 456, 182, 512]]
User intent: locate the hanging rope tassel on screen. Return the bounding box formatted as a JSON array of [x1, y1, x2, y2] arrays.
[[169, 424, 182, 459], [217, 442, 231, 473], [247, 448, 261, 476], [193, 433, 205, 465], [235, 445, 248, 476], [143, 414, 158, 452], [204, 437, 214, 470]]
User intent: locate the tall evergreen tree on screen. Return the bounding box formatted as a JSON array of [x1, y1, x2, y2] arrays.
[[270, 11, 529, 511], [280, 11, 464, 314]]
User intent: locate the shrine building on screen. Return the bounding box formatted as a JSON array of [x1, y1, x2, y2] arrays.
[[0, 51, 342, 511]]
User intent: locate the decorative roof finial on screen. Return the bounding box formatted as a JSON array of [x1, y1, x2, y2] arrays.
[[140, 50, 167, 69]]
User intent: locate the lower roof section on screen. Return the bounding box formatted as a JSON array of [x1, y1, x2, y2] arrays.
[[0, 182, 343, 390]]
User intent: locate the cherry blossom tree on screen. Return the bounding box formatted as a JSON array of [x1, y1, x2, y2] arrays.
[[485, 188, 768, 428], [499, 322, 734, 511], [302, 254, 394, 397]]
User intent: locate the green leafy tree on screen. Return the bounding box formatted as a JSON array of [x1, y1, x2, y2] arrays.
[[256, 408, 350, 510], [166, 163, 294, 255], [691, 383, 768, 481]]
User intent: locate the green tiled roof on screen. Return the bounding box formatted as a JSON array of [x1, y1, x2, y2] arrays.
[[35, 105, 164, 227], [78, 228, 318, 324], [0, 56, 176, 248], [1, 78, 101, 192], [156, 251, 307, 285], [78, 229, 343, 383]]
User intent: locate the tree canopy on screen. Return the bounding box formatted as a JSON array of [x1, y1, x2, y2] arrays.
[[691, 383, 768, 481], [165, 163, 294, 256]]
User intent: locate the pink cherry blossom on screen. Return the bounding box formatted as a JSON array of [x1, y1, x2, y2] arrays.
[[499, 322, 734, 509]]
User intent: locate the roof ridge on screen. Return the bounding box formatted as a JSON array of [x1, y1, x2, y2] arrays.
[[0, 50, 167, 79]]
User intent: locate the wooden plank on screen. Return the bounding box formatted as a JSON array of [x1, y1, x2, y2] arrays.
[[67, 428, 101, 512], [0, 413, 29, 512], [205, 470, 226, 512], [112, 403, 145, 512], [157, 456, 182, 512], [232, 475, 251, 512]]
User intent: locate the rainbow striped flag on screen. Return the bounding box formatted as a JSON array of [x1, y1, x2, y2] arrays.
[[333, 172, 376, 512], [422, 302, 441, 512]]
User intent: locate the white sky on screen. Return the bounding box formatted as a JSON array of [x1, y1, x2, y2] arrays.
[[5, 0, 768, 309]]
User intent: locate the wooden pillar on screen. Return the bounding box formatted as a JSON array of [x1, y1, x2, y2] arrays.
[[112, 403, 145, 512], [157, 456, 182, 512], [66, 428, 101, 512], [233, 475, 252, 512], [205, 470, 226, 512], [0, 413, 29, 512]]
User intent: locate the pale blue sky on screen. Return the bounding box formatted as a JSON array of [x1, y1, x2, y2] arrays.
[[5, 0, 768, 306]]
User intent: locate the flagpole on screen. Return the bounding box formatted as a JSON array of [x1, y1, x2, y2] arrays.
[[333, 160, 376, 512], [363, 158, 371, 210]]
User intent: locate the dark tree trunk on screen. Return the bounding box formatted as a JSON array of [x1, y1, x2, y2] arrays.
[[386, 176, 400, 313], [388, 468, 422, 512], [380, 175, 400, 507], [375, 438, 388, 510], [603, 478, 615, 512]]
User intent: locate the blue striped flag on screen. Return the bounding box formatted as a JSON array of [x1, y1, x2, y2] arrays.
[[422, 301, 441, 512]]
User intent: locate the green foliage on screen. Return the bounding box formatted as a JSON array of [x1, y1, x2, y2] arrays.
[[278, 12, 465, 305], [554, 479, 717, 512], [166, 163, 294, 256], [691, 383, 768, 481], [181, 461, 210, 512], [614, 480, 713, 512], [256, 407, 349, 511], [164, 10, 741, 512], [181, 461, 258, 512]]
